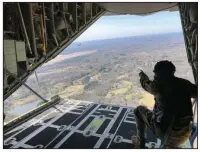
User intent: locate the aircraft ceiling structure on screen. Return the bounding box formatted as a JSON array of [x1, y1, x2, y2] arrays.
[[3, 2, 105, 100], [99, 2, 178, 15]]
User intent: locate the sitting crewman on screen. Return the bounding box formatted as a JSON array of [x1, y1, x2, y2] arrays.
[[132, 60, 197, 148]]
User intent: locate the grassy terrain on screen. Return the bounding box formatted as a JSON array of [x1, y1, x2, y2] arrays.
[[124, 93, 135, 101], [106, 80, 134, 98], [59, 84, 84, 98], [138, 92, 154, 110], [117, 74, 129, 80]]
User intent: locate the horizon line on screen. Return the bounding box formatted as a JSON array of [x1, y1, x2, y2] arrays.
[[75, 31, 183, 43]]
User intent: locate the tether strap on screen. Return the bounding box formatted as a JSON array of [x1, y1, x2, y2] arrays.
[[159, 116, 175, 148]]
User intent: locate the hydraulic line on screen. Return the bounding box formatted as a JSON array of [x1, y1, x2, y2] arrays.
[[39, 5, 46, 56], [29, 3, 38, 59]]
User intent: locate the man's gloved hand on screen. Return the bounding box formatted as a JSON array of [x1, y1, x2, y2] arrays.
[[139, 70, 147, 78], [139, 70, 150, 87]]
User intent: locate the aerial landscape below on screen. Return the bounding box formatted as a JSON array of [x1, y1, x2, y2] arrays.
[[4, 32, 194, 123]]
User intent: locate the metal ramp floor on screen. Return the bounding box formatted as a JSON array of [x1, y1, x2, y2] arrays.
[[4, 99, 161, 149]]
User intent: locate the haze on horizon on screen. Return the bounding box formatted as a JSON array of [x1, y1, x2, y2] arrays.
[[75, 11, 182, 42]]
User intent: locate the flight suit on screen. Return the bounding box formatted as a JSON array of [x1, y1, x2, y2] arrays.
[[133, 71, 197, 148]]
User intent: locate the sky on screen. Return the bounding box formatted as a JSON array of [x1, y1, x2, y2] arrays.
[[75, 11, 182, 42]]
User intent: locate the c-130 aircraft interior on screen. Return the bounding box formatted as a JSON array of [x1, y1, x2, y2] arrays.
[[3, 2, 198, 149]]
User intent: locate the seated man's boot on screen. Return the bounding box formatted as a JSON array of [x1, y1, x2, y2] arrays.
[[132, 136, 146, 148]]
